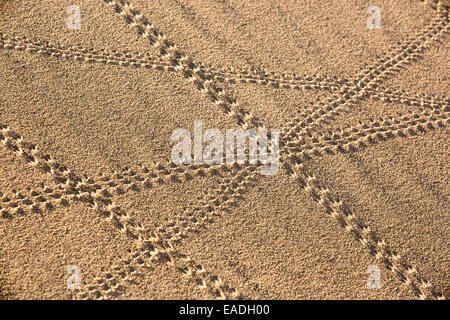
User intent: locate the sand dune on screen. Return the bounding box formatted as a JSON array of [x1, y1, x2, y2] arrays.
[[0, 0, 448, 299]]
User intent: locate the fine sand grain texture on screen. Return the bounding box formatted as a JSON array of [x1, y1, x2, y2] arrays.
[[0, 0, 448, 300]]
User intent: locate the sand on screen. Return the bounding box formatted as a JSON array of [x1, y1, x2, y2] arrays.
[[0, 0, 448, 300]]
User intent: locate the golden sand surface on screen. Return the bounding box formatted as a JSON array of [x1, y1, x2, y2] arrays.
[[0, 0, 448, 299]]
